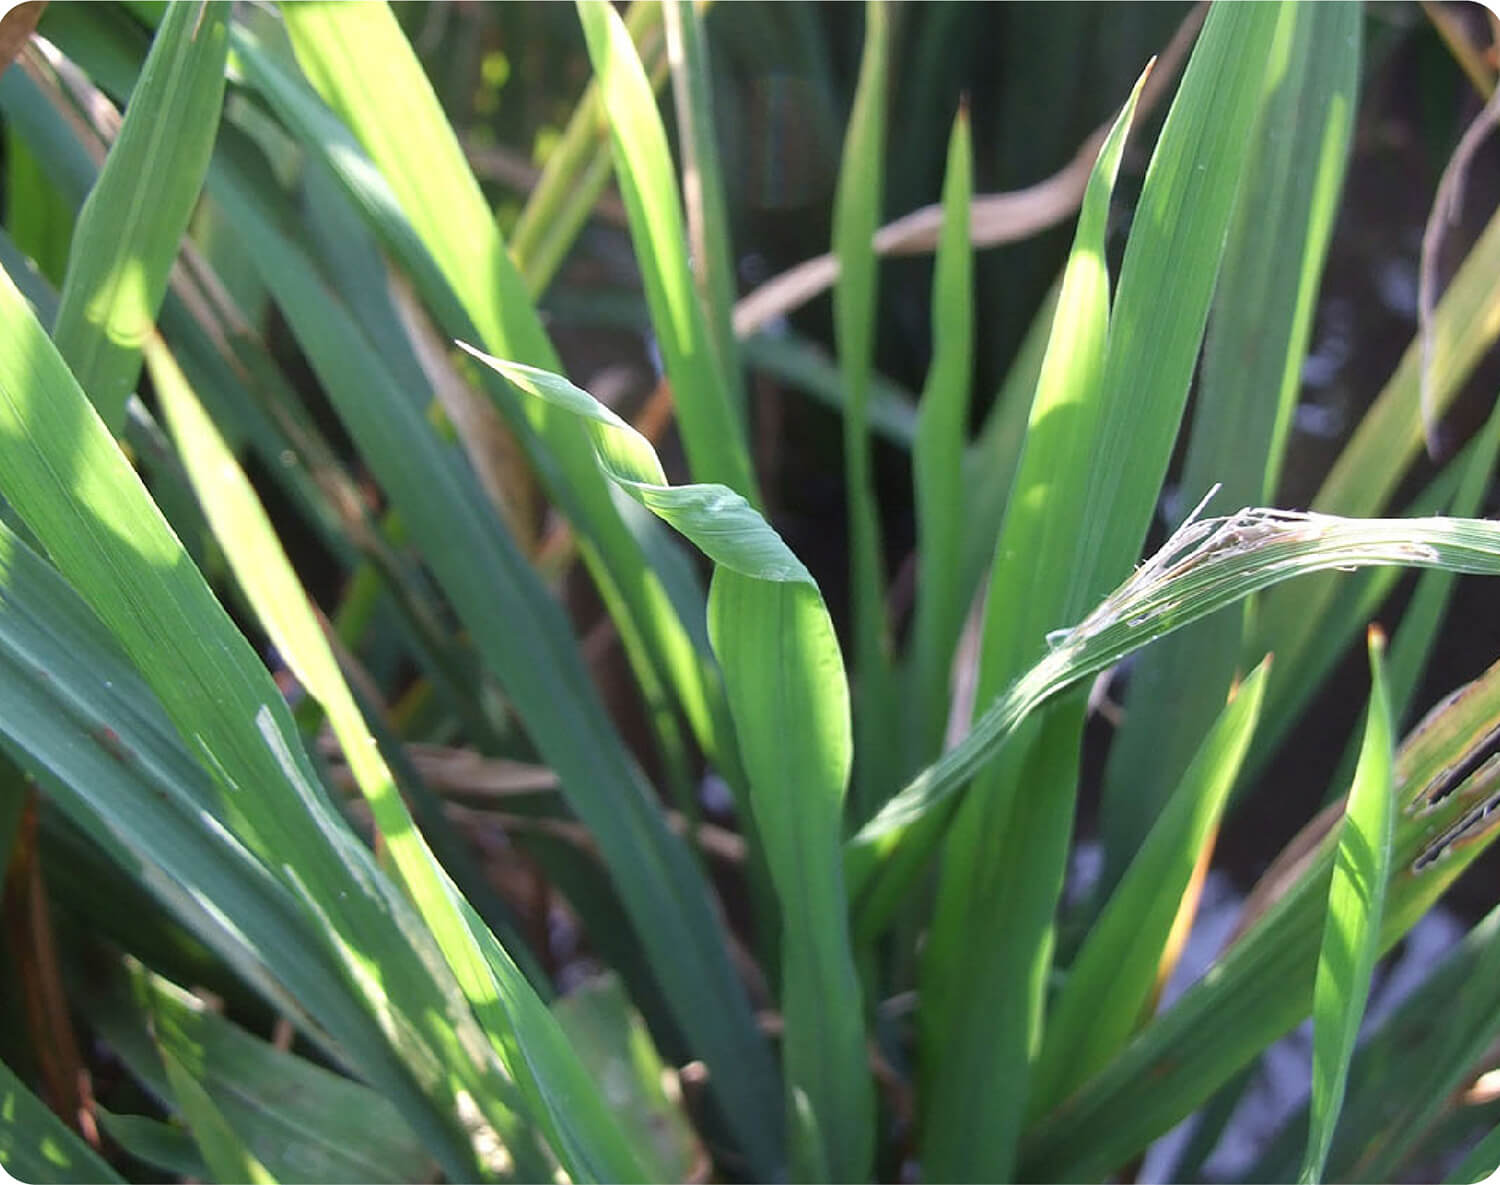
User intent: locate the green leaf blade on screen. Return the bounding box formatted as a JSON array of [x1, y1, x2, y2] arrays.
[[204, 154, 780, 1174], [1300, 627, 1396, 1184], [1097, 0, 1361, 897], [260, 4, 740, 832], [1030, 657, 1270, 1119], [909, 106, 975, 769], [0, 250, 515, 1183], [575, 0, 758, 502], [832, 0, 895, 820], [52, 0, 228, 428], [0, 1058, 123, 1184], [710, 573, 872, 1183], [912, 61, 1147, 1179], [148, 338, 646, 1183], [474, 348, 873, 1181]]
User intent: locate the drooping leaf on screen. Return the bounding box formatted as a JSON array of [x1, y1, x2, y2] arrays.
[[204, 122, 780, 1175], [0, 245, 512, 1184], [464, 347, 874, 1182]]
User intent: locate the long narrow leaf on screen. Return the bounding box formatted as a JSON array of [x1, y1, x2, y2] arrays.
[[82, 962, 435, 1185], [1252, 199, 1500, 759], [158, 1050, 278, 1185], [1022, 644, 1500, 1180], [510, 1, 671, 298], [1247, 897, 1500, 1183], [1300, 628, 1395, 1184], [662, 0, 748, 430], [1029, 658, 1270, 1119], [254, 7, 745, 841], [0, 519, 481, 1181], [913, 63, 1146, 1180], [576, 0, 757, 500], [1444, 1121, 1500, 1185], [148, 338, 647, 1183], [51, 0, 227, 429], [1097, 1, 1361, 894], [909, 107, 974, 771], [850, 505, 1500, 889], [833, 0, 896, 820], [0, 255, 510, 1183]]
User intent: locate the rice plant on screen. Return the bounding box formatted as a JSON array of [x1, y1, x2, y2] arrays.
[[2, 2, 1499, 1182]]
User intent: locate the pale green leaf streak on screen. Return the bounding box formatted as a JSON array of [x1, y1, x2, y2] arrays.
[[158, 1050, 279, 1185], [91, 959, 432, 1185]]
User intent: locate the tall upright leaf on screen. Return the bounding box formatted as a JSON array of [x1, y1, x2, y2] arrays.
[[1300, 628, 1395, 1184], [51, 0, 227, 429], [510, 1, 671, 298], [1029, 658, 1270, 1119], [1097, 1, 1361, 896], [1022, 634, 1500, 1182], [909, 107, 974, 771], [915, 66, 1146, 1179], [834, 0, 897, 820], [1251, 199, 1500, 760], [263, 4, 745, 830], [662, 0, 749, 431], [576, 0, 758, 500]]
